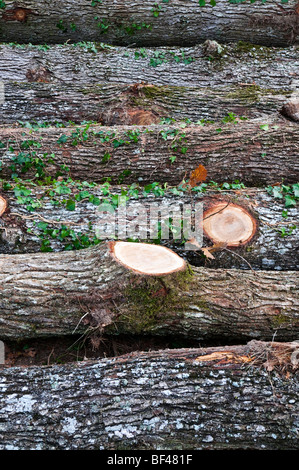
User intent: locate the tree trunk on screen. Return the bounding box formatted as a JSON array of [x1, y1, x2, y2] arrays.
[[0, 241, 298, 341], [0, 43, 298, 89], [0, 119, 298, 185], [1, 187, 298, 271], [0, 0, 298, 46], [1, 42, 297, 125], [0, 341, 298, 450], [2, 82, 293, 124]]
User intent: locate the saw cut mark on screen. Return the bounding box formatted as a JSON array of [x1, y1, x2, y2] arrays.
[[203, 203, 257, 247], [0, 196, 7, 216], [111, 241, 186, 276]]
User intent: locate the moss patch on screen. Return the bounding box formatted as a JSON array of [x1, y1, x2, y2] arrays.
[[271, 314, 292, 328], [117, 266, 194, 334], [226, 85, 291, 103]]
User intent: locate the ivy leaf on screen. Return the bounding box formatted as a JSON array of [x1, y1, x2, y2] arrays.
[[285, 195, 296, 208], [37, 222, 48, 230], [66, 199, 76, 211], [292, 183, 299, 198], [57, 135, 68, 144], [272, 186, 283, 199]]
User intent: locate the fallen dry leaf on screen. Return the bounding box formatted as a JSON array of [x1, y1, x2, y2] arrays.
[[189, 164, 207, 188]]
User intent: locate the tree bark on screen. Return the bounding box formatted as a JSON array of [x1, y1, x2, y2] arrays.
[[0, 119, 298, 185], [1, 187, 298, 270], [0, 0, 298, 46], [0, 241, 298, 341], [2, 82, 293, 124], [0, 43, 298, 89], [0, 341, 298, 450], [1, 42, 297, 125]]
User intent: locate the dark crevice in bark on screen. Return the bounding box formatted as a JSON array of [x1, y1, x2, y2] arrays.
[[2, 333, 251, 368]]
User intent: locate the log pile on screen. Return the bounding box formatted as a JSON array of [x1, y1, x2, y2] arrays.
[[0, 0, 298, 451]]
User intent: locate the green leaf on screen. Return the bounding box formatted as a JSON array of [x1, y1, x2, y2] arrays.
[[273, 186, 283, 199], [285, 195, 296, 208], [57, 134, 68, 144], [292, 183, 299, 198], [260, 124, 269, 131], [66, 199, 76, 211], [282, 210, 288, 218], [37, 222, 48, 230]]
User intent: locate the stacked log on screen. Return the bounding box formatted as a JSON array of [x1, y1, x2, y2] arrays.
[[0, 0, 298, 451]]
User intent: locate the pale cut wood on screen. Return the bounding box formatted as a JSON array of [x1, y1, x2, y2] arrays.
[[0, 341, 298, 450], [0, 196, 7, 216], [203, 203, 257, 246], [110, 241, 186, 276]]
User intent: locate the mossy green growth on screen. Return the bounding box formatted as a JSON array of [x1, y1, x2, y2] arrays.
[[142, 85, 184, 100], [235, 41, 274, 58], [271, 314, 292, 327], [119, 265, 194, 334], [226, 85, 291, 103], [130, 85, 184, 109]]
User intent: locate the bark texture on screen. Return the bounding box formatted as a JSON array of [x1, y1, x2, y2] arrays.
[[2, 82, 293, 125], [0, 119, 298, 185], [0, 43, 298, 89], [0, 0, 298, 46], [1, 187, 298, 271], [0, 242, 298, 340], [0, 342, 298, 450]]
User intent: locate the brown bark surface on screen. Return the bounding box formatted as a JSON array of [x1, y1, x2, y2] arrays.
[[0, 341, 298, 450], [0, 242, 298, 341], [0, 0, 298, 46], [0, 119, 298, 185]]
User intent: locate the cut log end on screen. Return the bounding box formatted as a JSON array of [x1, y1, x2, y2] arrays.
[[109, 241, 186, 276], [0, 196, 7, 216], [203, 203, 257, 247]]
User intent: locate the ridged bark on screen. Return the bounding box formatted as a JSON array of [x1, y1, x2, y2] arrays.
[[0, 187, 297, 271], [0, 119, 298, 185], [0, 0, 298, 46], [0, 342, 298, 450], [2, 82, 293, 124], [0, 43, 298, 88], [0, 242, 298, 340]]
